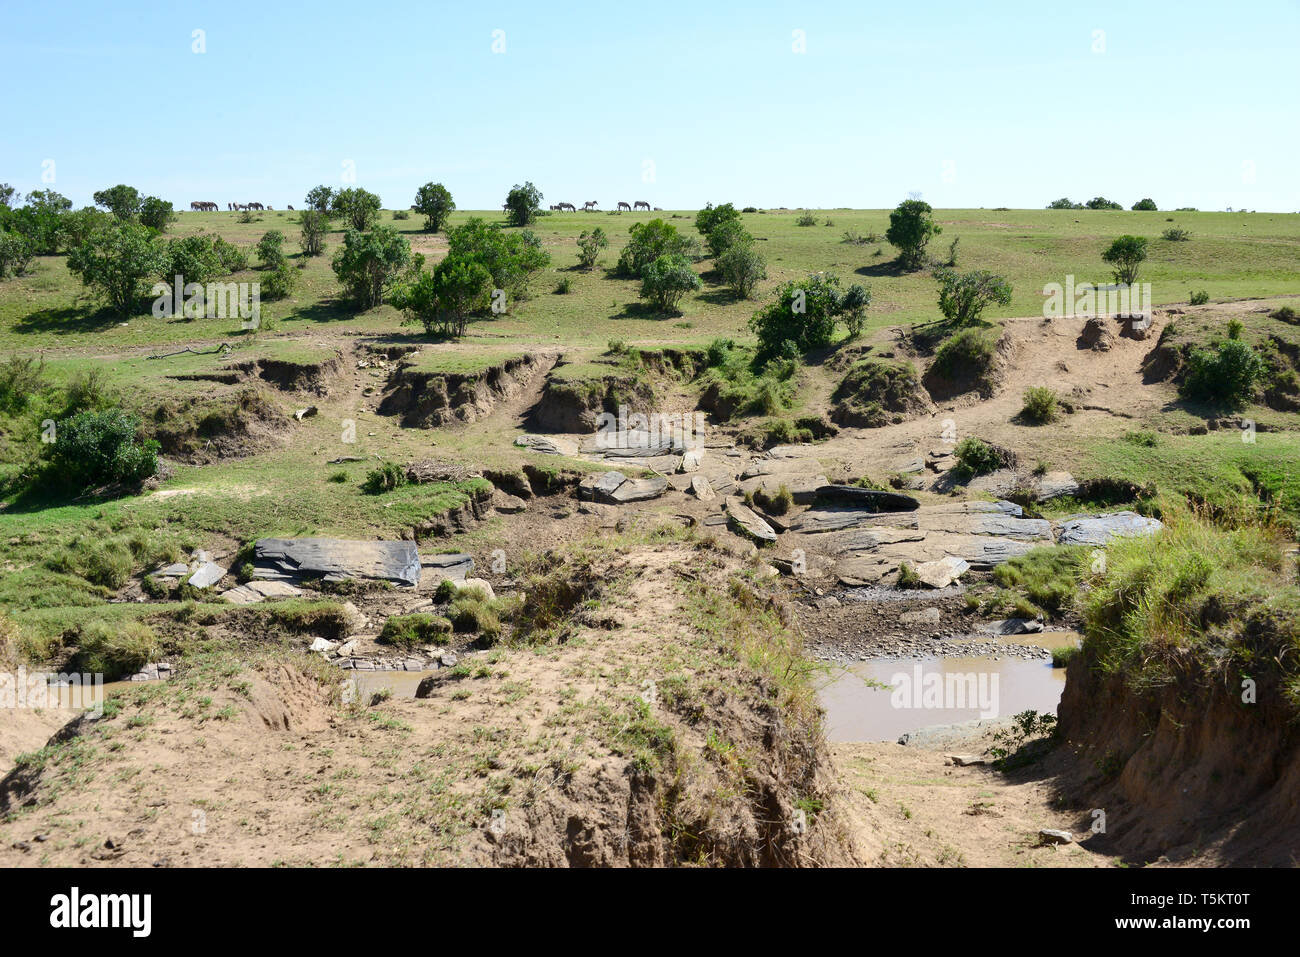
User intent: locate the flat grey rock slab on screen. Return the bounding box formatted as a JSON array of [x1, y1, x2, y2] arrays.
[[1039, 829, 1074, 845], [221, 580, 304, 605], [253, 538, 421, 587], [726, 501, 778, 543], [606, 475, 669, 503], [914, 556, 971, 588], [789, 508, 921, 534], [154, 562, 190, 578], [515, 434, 578, 456], [1035, 471, 1080, 501], [1056, 511, 1163, 546], [978, 618, 1044, 635], [813, 486, 921, 511], [187, 561, 227, 589], [918, 514, 1054, 541], [588, 471, 628, 499], [421, 553, 474, 583]]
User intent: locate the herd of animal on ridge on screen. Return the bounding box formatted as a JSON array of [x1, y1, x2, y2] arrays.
[[187, 200, 664, 213]]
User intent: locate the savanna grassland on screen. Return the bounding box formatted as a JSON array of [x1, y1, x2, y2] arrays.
[[3, 198, 1300, 868]]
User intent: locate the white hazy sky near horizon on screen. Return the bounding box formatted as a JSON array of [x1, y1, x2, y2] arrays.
[[2, 0, 1298, 212]]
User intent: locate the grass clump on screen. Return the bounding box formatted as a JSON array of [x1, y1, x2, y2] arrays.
[[362, 461, 408, 494], [991, 545, 1089, 619], [68, 619, 160, 680], [753, 483, 794, 516], [379, 613, 453, 649], [1082, 503, 1297, 695]]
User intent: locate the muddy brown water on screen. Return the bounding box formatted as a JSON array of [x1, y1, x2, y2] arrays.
[[818, 631, 1080, 743]]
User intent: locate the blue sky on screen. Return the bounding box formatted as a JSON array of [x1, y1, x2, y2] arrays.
[[3, 0, 1298, 211]]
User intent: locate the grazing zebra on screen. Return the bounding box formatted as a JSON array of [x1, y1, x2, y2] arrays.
[[558, 201, 576, 211], [617, 201, 631, 211], [287, 204, 295, 210], [583, 200, 598, 211], [633, 200, 650, 211]]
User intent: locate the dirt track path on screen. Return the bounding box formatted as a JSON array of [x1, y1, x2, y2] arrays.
[[834, 739, 1115, 868]]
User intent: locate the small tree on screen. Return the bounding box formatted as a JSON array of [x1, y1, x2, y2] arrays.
[[333, 188, 382, 231], [1047, 197, 1081, 209], [704, 219, 749, 259], [0, 184, 14, 208], [1101, 235, 1149, 285], [331, 225, 411, 309], [305, 185, 336, 215], [717, 238, 766, 299], [839, 283, 872, 337], [256, 230, 286, 269], [413, 182, 455, 232], [161, 235, 226, 286], [1085, 196, 1123, 210], [749, 273, 845, 360], [577, 227, 608, 269], [139, 196, 175, 232], [639, 254, 700, 312], [616, 219, 699, 277], [885, 199, 941, 271], [0, 231, 34, 279], [504, 181, 543, 227], [1131, 198, 1158, 211], [93, 185, 143, 220], [59, 207, 112, 252], [299, 210, 329, 256], [66, 222, 166, 315], [934, 268, 1013, 326], [405, 255, 493, 338], [1182, 339, 1262, 408]]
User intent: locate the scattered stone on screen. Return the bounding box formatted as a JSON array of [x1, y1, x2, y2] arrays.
[[337, 640, 358, 657], [725, 500, 778, 543], [945, 754, 987, 767], [1034, 471, 1080, 501], [294, 406, 318, 421], [154, 562, 189, 578], [814, 596, 841, 611], [1077, 317, 1116, 351], [454, 577, 496, 601], [309, 637, 339, 654], [690, 475, 716, 502], [494, 493, 528, 514], [221, 579, 305, 605], [678, 449, 703, 473], [187, 561, 227, 589], [1039, 828, 1074, 845], [914, 556, 970, 589]]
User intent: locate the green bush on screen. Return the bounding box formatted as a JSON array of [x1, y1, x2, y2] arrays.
[[1189, 289, 1209, 305], [450, 594, 501, 639], [413, 182, 455, 232], [260, 261, 297, 301], [0, 355, 45, 412], [749, 272, 847, 360], [934, 268, 1012, 326], [362, 461, 407, 494], [753, 483, 794, 515], [256, 230, 286, 270], [885, 199, 940, 270], [1270, 306, 1297, 325], [46, 408, 159, 489], [0, 229, 34, 279], [992, 546, 1088, 618], [331, 226, 412, 309], [952, 437, 1002, 477], [66, 222, 166, 315], [1101, 235, 1149, 285], [639, 254, 700, 312], [1020, 386, 1059, 424], [1182, 339, 1263, 408], [717, 239, 766, 299], [298, 209, 329, 257], [577, 226, 608, 268], [1162, 227, 1191, 242], [795, 211, 817, 227], [616, 219, 698, 278]]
